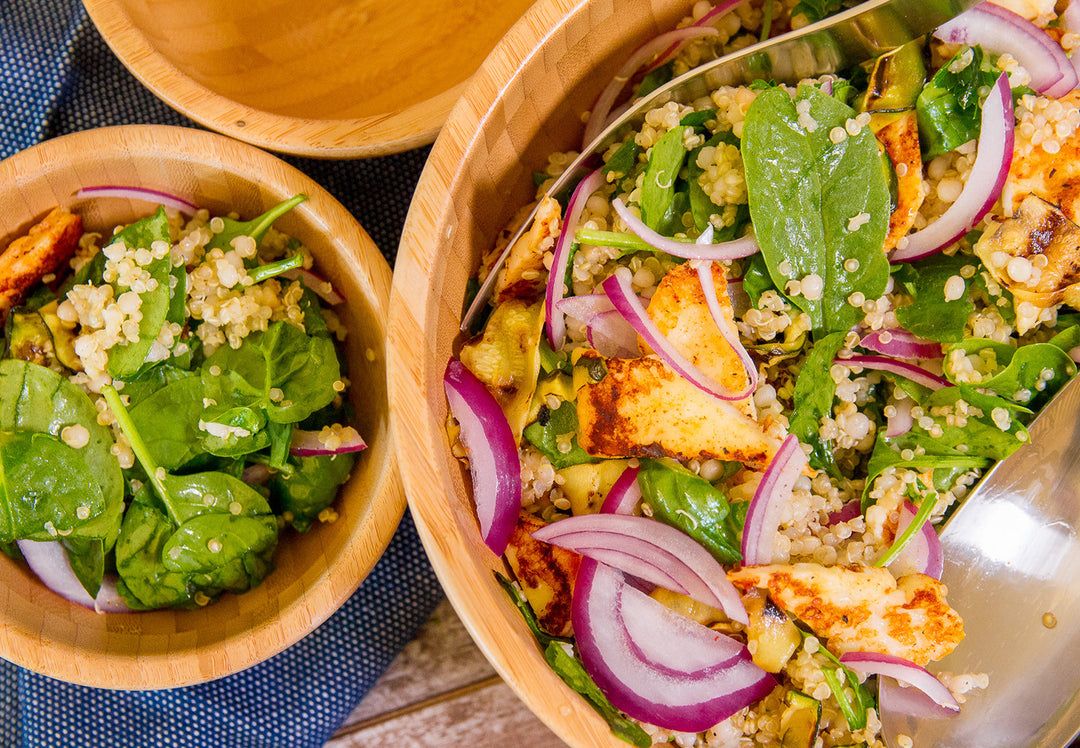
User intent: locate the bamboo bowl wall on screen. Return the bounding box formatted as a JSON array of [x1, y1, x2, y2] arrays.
[[388, 0, 708, 744], [0, 125, 402, 689], [81, 0, 536, 157]]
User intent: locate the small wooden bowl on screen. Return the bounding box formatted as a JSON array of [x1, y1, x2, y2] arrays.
[[80, 0, 536, 158], [0, 125, 402, 689], [389, 0, 704, 744]]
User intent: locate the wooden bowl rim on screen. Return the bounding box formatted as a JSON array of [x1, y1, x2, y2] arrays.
[[0, 124, 405, 688], [80, 0, 467, 158]]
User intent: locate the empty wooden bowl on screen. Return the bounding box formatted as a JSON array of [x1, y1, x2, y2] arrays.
[[0, 125, 402, 688], [388, 0, 709, 744], [80, 0, 536, 157]]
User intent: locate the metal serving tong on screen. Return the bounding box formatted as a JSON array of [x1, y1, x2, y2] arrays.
[[461, 0, 977, 332]]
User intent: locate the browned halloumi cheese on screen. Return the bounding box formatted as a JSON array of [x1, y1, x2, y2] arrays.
[[478, 197, 562, 305], [0, 207, 82, 318], [875, 111, 924, 253], [504, 512, 580, 637], [644, 261, 754, 417], [1002, 90, 1080, 223], [575, 354, 779, 470], [728, 563, 964, 666]]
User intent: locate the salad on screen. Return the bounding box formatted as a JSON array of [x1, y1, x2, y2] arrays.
[[0, 189, 365, 613], [444, 0, 1080, 745]]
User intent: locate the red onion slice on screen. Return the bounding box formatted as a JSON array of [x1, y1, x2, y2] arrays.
[[586, 309, 641, 357], [695, 260, 757, 398], [647, 0, 750, 73], [555, 293, 615, 322], [934, 3, 1077, 97], [887, 500, 945, 580], [546, 169, 606, 350], [532, 513, 748, 624], [859, 328, 943, 360], [289, 427, 367, 457], [573, 561, 775, 732], [603, 266, 746, 400], [280, 267, 345, 305], [443, 358, 522, 554], [16, 540, 132, 614], [612, 198, 759, 261], [833, 354, 952, 391], [879, 673, 963, 718], [75, 185, 197, 215], [840, 652, 960, 712], [885, 395, 915, 438], [603, 465, 642, 515], [890, 73, 1014, 263], [826, 499, 862, 526], [741, 434, 807, 565]]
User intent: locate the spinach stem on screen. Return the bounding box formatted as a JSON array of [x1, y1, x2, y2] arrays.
[[247, 194, 308, 243], [759, 0, 775, 42], [101, 385, 181, 526], [873, 485, 938, 569], [247, 252, 304, 284], [574, 229, 696, 253]]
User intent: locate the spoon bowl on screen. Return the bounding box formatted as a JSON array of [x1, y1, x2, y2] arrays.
[[881, 374, 1080, 747]]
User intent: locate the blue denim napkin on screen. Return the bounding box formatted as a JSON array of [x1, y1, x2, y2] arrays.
[[0, 2, 444, 746]]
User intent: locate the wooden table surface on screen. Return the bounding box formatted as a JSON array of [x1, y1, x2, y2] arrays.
[[326, 599, 567, 747]]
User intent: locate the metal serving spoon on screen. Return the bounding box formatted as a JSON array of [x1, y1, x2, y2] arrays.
[[881, 374, 1080, 748]]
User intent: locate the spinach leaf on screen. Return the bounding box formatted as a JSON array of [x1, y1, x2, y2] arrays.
[[104, 207, 174, 379], [641, 125, 690, 234], [792, 0, 845, 24], [523, 401, 599, 470], [945, 339, 1076, 409], [862, 435, 989, 510], [636, 458, 741, 564], [201, 320, 340, 425], [269, 452, 356, 532], [62, 537, 106, 598], [129, 372, 209, 470], [742, 252, 778, 309], [686, 131, 751, 237], [636, 62, 674, 99], [916, 45, 998, 160], [742, 85, 891, 333], [115, 486, 195, 609], [198, 403, 272, 457], [248, 252, 305, 284], [204, 194, 308, 259], [788, 331, 847, 477], [603, 139, 642, 180], [893, 252, 976, 343]]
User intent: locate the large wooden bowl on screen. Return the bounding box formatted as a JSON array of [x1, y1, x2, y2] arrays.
[[0, 125, 402, 689], [389, 0, 706, 744], [80, 0, 536, 158]]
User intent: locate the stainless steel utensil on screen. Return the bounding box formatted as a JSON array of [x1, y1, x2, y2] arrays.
[[461, 0, 977, 331], [880, 374, 1080, 748]]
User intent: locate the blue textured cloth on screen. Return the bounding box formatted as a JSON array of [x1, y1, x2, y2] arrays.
[[0, 1, 444, 746]]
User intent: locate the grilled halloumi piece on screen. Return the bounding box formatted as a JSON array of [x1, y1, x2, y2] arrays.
[[644, 261, 754, 417], [505, 511, 580, 637], [478, 197, 562, 305], [728, 563, 963, 666], [876, 110, 925, 253], [575, 354, 779, 470], [0, 207, 82, 319], [1002, 91, 1080, 224]]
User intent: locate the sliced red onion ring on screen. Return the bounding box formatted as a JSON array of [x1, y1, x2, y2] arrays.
[[840, 652, 960, 712], [890, 73, 1013, 263], [586, 309, 641, 357], [289, 427, 367, 457], [546, 168, 606, 350], [75, 185, 197, 215], [647, 0, 749, 73], [603, 266, 746, 400], [532, 513, 748, 624], [886, 395, 915, 438], [859, 328, 943, 360], [280, 267, 345, 305], [583, 27, 720, 147], [826, 499, 862, 526], [1070, 345, 1080, 364], [934, 3, 1077, 97], [443, 358, 522, 554], [572, 561, 775, 732], [888, 500, 945, 580], [613, 198, 759, 261], [241, 463, 272, 486], [879, 673, 963, 718], [16, 540, 132, 613], [695, 260, 756, 399], [555, 293, 615, 322], [741, 434, 807, 565], [603, 465, 642, 515], [833, 354, 952, 391]]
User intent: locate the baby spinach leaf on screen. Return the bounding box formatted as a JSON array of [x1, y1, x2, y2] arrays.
[[603, 139, 642, 180], [201, 320, 340, 425], [198, 403, 271, 457], [917, 45, 998, 160], [742, 253, 778, 309], [641, 125, 690, 234], [105, 207, 174, 380], [115, 487, 195, 610], [893, 252, 976, 343], [523, 400, 599, 470], [298, 287, 330, 338], [862, 434, 989, 510], [248, 252, 304, 285], [129, 372, 209, 470], [162, 512, 277, 593], [269, 452, 356, 532], [204, 194, 308, 258], [742, 84, 890, 334], [61, 537, 106, 599], [792, 0, 846, 24], [636, 62, 674, 99], [788, 331, 847, 478], [945, 339, 1076, 409], [636, 458, 741, 564]]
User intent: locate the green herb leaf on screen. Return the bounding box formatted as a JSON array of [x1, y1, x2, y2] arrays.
[[128, 372, 209, 470], [204, 195, 308, 259], [269, 452, 356, 532], [916, 45, 999, 160], [641, 125, 691, 234], [788, 331, 847, 477], [944, 339, 1076, 409], [742, 85, 890, 334], [524, 401, 599, 470], [892, 253, 975, 343]]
